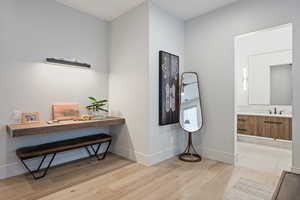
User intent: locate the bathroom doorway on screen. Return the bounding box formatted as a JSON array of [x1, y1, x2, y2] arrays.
[[234, 24, 293, 174]]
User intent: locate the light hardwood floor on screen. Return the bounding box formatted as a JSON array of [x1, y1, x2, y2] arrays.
[[0, 154, 280, 200]]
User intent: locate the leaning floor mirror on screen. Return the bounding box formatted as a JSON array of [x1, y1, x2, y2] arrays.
[[179, 72, 203, 162]]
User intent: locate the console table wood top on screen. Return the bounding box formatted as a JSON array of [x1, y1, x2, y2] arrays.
[[7, 117, 125, 137]]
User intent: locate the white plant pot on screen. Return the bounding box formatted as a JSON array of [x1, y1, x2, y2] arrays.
[[90, 110, 108, 120]]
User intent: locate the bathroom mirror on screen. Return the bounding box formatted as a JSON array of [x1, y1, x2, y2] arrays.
[[236, 24, 293, 106], [180, 72, 203, 132], [248, 52, 292, 105]]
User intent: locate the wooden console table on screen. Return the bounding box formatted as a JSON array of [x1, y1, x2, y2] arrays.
[[7, 117, 125, 137]]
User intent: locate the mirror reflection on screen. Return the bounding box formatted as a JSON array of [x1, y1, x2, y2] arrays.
[[180, 73, 203, 132], [248, 52, 292, 105], [270, 64, 292, 105]]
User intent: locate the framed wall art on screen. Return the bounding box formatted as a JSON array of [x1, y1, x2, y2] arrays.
[[52, 104, 80, 121], [159, 51, 180, 126], [21, 112, 40, 123]]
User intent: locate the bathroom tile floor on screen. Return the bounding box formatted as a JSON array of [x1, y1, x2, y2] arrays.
[[237, 141, 292, 174]]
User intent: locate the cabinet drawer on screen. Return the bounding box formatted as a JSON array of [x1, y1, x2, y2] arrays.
[[237, 115, 257, 135]]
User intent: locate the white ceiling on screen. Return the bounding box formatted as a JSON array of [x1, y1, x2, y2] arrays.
[[152, 0, 241, 20], [55, 0, 241, 21], [55, 0, 146, 21]]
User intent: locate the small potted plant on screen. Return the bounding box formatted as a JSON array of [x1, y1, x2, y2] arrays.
[[86, 97, 108, 119]]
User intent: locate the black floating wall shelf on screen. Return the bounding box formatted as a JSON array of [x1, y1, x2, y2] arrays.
[[46, 58, 91, 68]]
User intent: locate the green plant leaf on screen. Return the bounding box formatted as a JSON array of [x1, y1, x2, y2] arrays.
[[86, 105, 94, 110], [87, 97, 108, 112], [93, 100, 108, 104], [88, 97, 97, 102], [98, 108, 108, 112]]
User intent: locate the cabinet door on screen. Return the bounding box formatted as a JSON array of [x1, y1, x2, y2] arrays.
[[237, 115, 257, 135], [264, 117, 291, 140], [257, 116, 271, 138]]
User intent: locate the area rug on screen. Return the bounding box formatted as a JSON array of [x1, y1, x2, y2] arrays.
[[224, 178, 275, 200]]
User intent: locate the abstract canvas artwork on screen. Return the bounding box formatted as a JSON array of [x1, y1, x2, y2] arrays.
[[52, 104, 80, 121], [159, 51, 180, 126]]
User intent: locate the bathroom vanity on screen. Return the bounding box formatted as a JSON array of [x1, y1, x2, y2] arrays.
[[235, 29, 293, 141], [237, 114, 292, 140]]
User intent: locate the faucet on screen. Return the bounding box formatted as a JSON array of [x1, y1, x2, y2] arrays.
[[279, 110, 284, 115], [274, 107, 277, 115]]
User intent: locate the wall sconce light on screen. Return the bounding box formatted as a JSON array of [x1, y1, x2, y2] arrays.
[[242, 68, 248, 91], [46, 58, 91, 68]]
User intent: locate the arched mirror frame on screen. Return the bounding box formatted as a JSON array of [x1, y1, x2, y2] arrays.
[[179, 72, 203, 162]]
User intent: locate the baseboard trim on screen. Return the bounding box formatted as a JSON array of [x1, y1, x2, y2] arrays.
[[110, 145, 138, 163], [111, 145, 181, 166], [291, 166, 300, 174], [148, 147, 181, 166], [0, 162, 23, 179], [112, 144, 235, 166], [198, 146, 235, 165]]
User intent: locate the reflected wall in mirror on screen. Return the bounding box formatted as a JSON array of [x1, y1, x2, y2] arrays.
[[236, 24, 293, 106], [270, 64, 292, 105], [180, 73, 203, 132], [248, 51, 292, 105], [179, 72, 203, 162]]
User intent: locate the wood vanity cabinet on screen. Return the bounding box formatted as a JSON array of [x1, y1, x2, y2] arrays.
[[237, 115, 292, 140], [237, 115, 257, 136]]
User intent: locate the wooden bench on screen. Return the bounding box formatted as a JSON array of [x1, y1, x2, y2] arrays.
[[16, 134, 112, 180]]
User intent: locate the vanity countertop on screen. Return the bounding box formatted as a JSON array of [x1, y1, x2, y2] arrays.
[[237, 112, 292, 118]]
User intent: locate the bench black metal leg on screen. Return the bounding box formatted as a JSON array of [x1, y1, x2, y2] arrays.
[[85, 141, 111, 160], [84, 146, 93, 157], [90, 143, 101, 155], [100, 141, 111, 160], [85, 144, 101, 159], [20, 153, 56, 180], [90, 144, 102, 160]]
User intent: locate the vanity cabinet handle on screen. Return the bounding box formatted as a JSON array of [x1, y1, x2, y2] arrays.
[[238, 128, 247, 131], [238, 119, 246, 122], [264, 121, 282, 125]]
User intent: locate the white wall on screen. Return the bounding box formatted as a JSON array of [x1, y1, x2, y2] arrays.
[[185, 0, 300, 167], [109, 3, 151, 164], [109, 2, 186, 165], [0, 0, 109, 179], [148, 3, 185, 164]]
